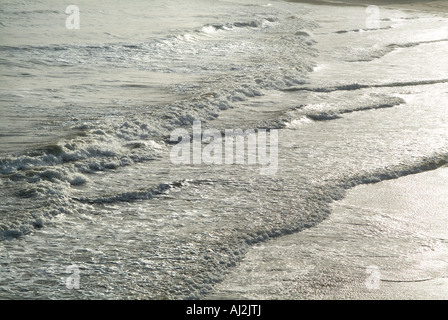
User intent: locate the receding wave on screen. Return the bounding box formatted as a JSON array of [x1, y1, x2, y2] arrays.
[[201, 17, 278, 33], [284, 79, 448, 92], [0, 12, 318, 242], [280, 95, 405, 128], [345, 39, 448, 62], [73, 181, 184, 204], [306, 97, 405, 121], [335, 26, 392, 34]]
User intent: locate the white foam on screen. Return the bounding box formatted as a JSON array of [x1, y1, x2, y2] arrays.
[[284, 117, 313, 129], [202, 25, 218, 34]]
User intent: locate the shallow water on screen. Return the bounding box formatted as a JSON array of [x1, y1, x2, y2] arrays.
[[0, 0, 447, 299]]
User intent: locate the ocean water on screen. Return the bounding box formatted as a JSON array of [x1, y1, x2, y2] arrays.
[[0, 0, 447, 299]]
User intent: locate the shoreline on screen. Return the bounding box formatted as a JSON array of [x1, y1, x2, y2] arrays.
[[286, 0, 448, 14], [206, 0, 448, 299], [207, 166, 448, 299]]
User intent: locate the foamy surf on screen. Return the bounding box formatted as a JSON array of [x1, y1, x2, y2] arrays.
[[1, 0, 448, 300]]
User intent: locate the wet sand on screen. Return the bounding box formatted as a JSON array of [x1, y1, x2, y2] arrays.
[[207, 167, 448, 299]]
